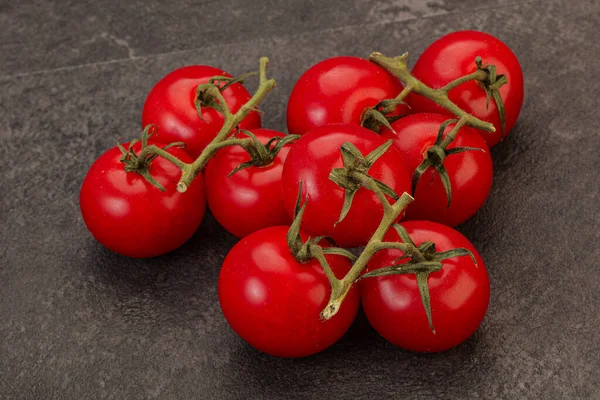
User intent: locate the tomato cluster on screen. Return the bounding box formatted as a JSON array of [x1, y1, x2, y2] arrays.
[[80, 30, 523, 357]]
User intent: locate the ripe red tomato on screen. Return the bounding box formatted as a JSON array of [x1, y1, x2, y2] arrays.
[[218, 226, 359, 358], [286, 56, 408, 136], [80, 141, 206, 258], [360, 221, 489, 352], [380, 113, 493, 226], [281, 124, 412, 248], [408, 30, 524, 147], [205, 129, 293, 238], [142, 65, 261, 158]]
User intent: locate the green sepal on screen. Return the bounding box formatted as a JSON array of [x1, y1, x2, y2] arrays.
[[434, 119, 458, 144], [286, 181, 308, 258], [412, 158, 432, 195], [475, 56, 508, 138], [492, 89, 506, 137], [362, 260, 442, 332], [434, 164, 452, 208], [412, 119, 484, 207], [329, 140, 399, 225], [117, 126, 185, 191], [321, 247, 358, 262], [432, 247, 477, 266], [138, 169, 166, 192], [228, 132, 300, 177], [364, 140, 393, 165], [286, 180, 355, 264], [416, 271, 436, 333], [446, 146, 484, 156], [194, 82, 225, 120], [371, 176, 400, 200], [377, 97, 410, 115], [392, 223, 414, 246], [210, 71, 258, 92], [361, 260, 441, 278], [361, 108, 396, 133], [335, 185, 357, 226]]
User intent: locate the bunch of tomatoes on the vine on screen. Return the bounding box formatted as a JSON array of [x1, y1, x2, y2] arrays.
[[80, 30, 523, 357]]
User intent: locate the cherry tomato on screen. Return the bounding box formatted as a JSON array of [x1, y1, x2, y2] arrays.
[[142, 65, 261, 158], [408, 30, 524, 147], [286, 56, 408, 136], [218, 226, 359, 358], [281, 124, 412, 248], [380, 113, 493, 226], [205, 129, 293, 238], [360, 221, 489, 352], [80, 141, 206, 258]]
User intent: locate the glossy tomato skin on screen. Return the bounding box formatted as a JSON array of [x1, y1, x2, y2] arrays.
[[218, 226, 359, 358], [360, 221, 489, 352], [408, 30, 524, 147], [80, 142, 206, 258], [381, 113, 493, 226], [205, 129, 293, 238], [286, 56, 408, 136], [281, 124, 412, 248], [142, 65, 261, 158]]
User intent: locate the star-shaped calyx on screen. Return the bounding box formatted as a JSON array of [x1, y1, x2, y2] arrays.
[[412, 119, 484, 208], [117, 125, 185, 191], [475, 56, 508, 138], [362, 224, 477, 332], [329, 140, 400, 224]]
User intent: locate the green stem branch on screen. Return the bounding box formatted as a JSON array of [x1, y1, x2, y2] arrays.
[[177, 57, 276, 192], [369, 52, 496, 133], [137, 145, 188, 170], [320, 188, 414, 321], [441, 70, 488, 92], [131, 57, 276, 193]]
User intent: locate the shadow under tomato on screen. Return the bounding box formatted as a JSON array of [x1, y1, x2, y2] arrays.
[[84, 210, 236, 314]]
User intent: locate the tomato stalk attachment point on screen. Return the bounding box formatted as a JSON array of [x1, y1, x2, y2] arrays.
[[225, 130, 300, 176], [117, 125, 186, 191], [412, 117, 484, 207], [286, 182, 357, 264], [328, 140, 400, 224], [369, 52, 506, 134]]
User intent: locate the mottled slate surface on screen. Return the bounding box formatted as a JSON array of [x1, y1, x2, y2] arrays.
[[1, 0, 599, 398]]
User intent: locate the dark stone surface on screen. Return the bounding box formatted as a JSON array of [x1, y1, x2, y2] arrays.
[[1, 0, 599, 398]]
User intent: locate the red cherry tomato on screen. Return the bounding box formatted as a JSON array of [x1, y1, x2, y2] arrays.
[[408, 30, 524, 147], [281, 124, 412, 248], [80, 142, 206, 258], [205, 129, 293, 238], [360, 221, 490, 352], [218, 226, 359, 358], [142, 66, 261, 158], [381, 113, 493, 226], [286, 56, 408, 136]]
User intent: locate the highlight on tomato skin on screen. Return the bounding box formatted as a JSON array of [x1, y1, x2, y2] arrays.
[[218, 226, 360, 358], [359, 220, 490, 353], [286, 56, 409, 136], [79, 141, 206, 258], [380, 113, 494, 227], [141, 65, 262, 159], [408, 30, 524, 147]]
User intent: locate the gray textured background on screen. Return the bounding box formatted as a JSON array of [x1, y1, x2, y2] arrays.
[[1, 0, 599, 398]]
